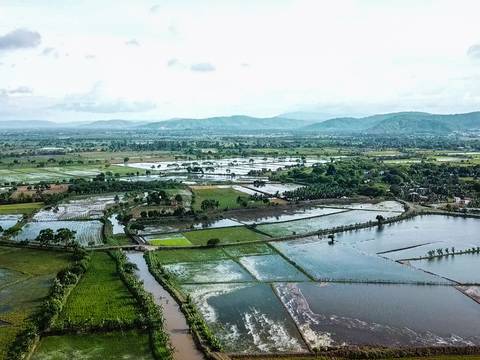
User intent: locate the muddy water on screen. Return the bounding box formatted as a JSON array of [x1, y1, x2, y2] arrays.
[[126, 252, 205, 360]]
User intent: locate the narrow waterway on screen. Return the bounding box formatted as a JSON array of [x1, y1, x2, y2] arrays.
[[126, 252, 205, 360]]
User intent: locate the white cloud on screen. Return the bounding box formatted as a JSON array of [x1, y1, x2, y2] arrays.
[[1, 0, 480, 121]]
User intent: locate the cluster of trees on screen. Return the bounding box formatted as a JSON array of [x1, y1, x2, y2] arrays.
[[68, 178, 180, 195], [275, 158, 480, 203], [200, 199, 220, 211], [36, 228, 77, 248]]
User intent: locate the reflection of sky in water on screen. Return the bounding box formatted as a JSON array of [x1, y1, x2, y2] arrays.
[[182, 283, 307, 353], [276, 282, 480, 347], [272, 240, 448, 284], [336, 215, 480, 254]]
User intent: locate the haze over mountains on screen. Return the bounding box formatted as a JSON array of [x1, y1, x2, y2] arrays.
[[2, 111, 480, 134]]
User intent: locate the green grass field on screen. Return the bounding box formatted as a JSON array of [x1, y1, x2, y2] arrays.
[[149, 247, 229, 265], [0, 247, 71, 360], [149, 233, 192, 246], [0, 202, 43, 215], [55, 252, 139, 329], [182, 226, 267, 246], [192, 186, 264, 211], [32, 330, 154, 360]]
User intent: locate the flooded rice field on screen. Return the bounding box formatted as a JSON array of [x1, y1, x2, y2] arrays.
[[409, 253, 480, 284], [275, 282, 480, 348], [336, 215, 480, 254], [149, 214, 480, 353], [0, 214, 22, 230], [13, 220, 103, 246], [271, 239, 449, 284], [163, 260, 254, 283], [257, 210, 396, 237], [33, 195, 116, 221], [182, 283, 308, 353], [238, 254, 309, 282], [120, 157, 326, 176], [230, 206, 346, 225]]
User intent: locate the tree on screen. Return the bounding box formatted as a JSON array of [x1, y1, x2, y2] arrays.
[[207, 238, 220, 247], [174, 194, 183, 203], [201, 199, 219, 211], [376, 214, 385, 225], [54, 228, 77, 249], [123, 157, 130, 163], [36, 228, 55, 247]]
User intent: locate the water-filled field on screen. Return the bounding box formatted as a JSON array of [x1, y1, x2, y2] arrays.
[[336, 215, 480, 254], [230, 206, 345, 225], [148, 214, 480, 353], [164, 260, 254, 283], [275, 282, 480, 348], [138, 218, 243, 236], [257, 210, 395, 237], [245, 183, 303, 197], [271, 239, 448, 284], [121, 157, 326, 176], [0, 214, 21, 230], [13, 220, 103, 246], [33, 195, 116, 221], [182, 283, 308, 353], [409, 253, 480, 284], [238, 254, 309, 282]]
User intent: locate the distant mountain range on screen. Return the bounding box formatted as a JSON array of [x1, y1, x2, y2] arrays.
[[301, 111, 480, 134], [2, 111, 480, 134]]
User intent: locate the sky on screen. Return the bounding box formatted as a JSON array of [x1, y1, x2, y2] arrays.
[[0, 0, 480, 122]]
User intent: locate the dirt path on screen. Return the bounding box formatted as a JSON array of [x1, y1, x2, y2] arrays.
[[126, 252, 205, 360]]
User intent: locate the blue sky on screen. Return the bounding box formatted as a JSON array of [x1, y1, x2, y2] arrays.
[[0, 0, 479, 121]]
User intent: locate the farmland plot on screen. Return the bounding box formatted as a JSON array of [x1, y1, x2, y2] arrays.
[[409, 253, 480, 284], [13, 220, 103, 246], [230, 206, 345, 225], [275, 282, 480, 348], [182, 283, 308, 353], [163, 259, 254, 283], [55, 252, 139, 329], [0, 248, 71, 359], [257, 210, 395, 237], [0, 214, 22, 230], [33, 195, 116, 221], [32, 330, 153, 360], [271, 239, 448, 284], [336, 215, 480, 254]]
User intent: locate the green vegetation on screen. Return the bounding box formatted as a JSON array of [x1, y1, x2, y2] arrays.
[[32, 330, 154, 360], [149, 234, 192, 247], [0, 202, 43, 215], [149, 247, 229, 265], [192, 187, 265, 211], [183, 226, 267, 245], [55, 252, 139, 330], [110, 251, 172, 360], [5, 248, 87, 360]]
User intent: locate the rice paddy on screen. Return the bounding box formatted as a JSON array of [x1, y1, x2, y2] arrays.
[[55, 252, 139, 329], [0, 247, 71, 360], [13, 220, 103, 246], [148, 214, 480, 353]]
